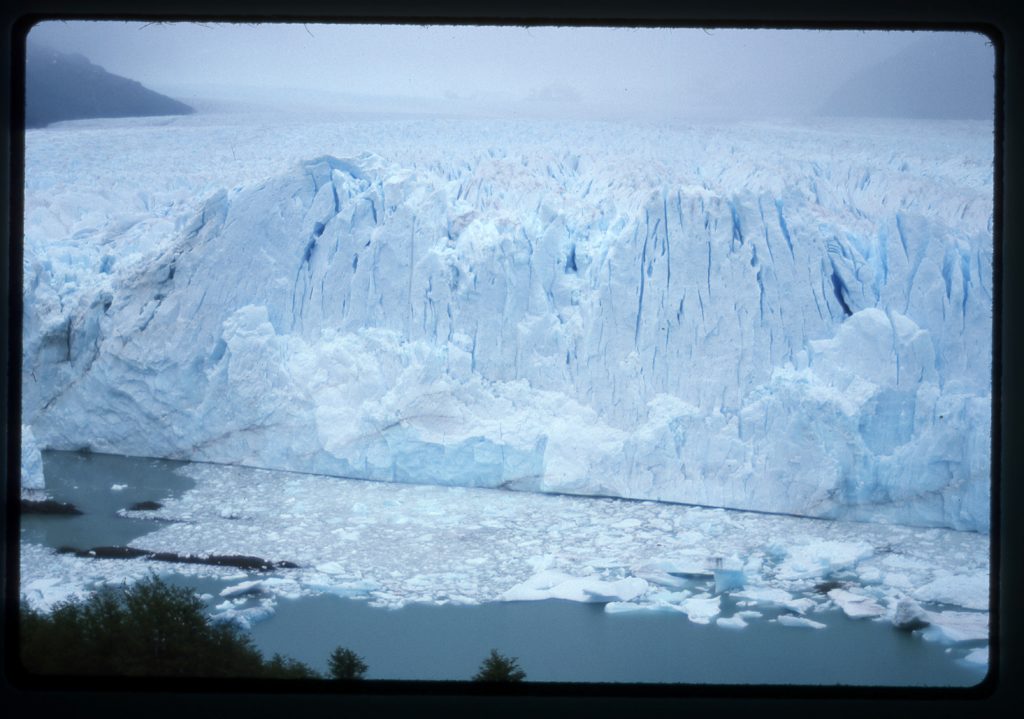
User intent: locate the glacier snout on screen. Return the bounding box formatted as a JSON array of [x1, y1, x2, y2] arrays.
[[22, 140, 992, 531]]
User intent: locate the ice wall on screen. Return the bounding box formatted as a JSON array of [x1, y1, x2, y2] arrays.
[[22, 119, 993, 531], [21, 425, 45, 497]]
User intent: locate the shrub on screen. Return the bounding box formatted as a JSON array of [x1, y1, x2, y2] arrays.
[[264, 653, 321, 679], [19, 575, 367, 681], [472, 649, 526, 682], [20, 575, 267, 677], [328, 646, 368, 680]]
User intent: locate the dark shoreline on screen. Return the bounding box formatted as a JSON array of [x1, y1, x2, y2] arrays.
[[20, 498, 82, 515], [55, 544, 298, 571]]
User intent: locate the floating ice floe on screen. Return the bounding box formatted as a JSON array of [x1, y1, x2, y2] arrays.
[[303, 576, 380, 598], [210, 600, 276, 630], [636, 557, 713, 579], [827, 588, 888, 619], [672, 594, 721, 624], [964, 647, 988, 666], [734, 586, 795, 605], [716, 615, 748, 629], [21, 576, 88, 610], [912, 572, 990, 611], [777, 614, 827, 629], [605, 601, 664, 614], [734, 586, 818, 615], [712, 555, 746, 593], [648, 589, 693, 604], [219, 580, 266, 598], [500, 570, 649, 603], [633, 570, 691, 589], [219, 577, 302, 600], [921, 610, 989, 643], [775, 540, 875, 581]]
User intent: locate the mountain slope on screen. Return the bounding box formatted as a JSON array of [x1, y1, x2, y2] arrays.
[[820, 33, 994, 120], [25, 43, 194, 128]]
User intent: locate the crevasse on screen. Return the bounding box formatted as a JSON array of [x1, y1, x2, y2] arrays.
[[22, 121, 993, 532]]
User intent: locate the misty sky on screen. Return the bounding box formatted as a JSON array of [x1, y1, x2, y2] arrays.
[[27, 21, 992, 120]]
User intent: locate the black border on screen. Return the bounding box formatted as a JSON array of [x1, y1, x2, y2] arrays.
[[2, 2, 1019, 717]]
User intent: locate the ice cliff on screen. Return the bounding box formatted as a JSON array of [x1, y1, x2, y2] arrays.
[[20, 425, 45, 498], [22, 119, 993, 531]]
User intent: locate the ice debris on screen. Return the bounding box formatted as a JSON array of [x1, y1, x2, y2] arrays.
[[827, 588, 887, 620], [20, 458, 989, 645], [500, 570, 648, 603], [921, 611, 989, 643]]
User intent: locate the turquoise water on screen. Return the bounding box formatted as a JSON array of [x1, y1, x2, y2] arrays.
[[21, 451, 192, 548], [245, 592, 987, 685], [23, 451, 989, 686]]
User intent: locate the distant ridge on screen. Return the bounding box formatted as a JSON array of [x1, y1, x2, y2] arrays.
[[819, 33, 994, 120], [25, 43, 194, 128]]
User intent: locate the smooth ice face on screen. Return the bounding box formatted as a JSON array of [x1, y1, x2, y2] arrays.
[[22, 116, 993, 531], [20, 425, 45, 497]]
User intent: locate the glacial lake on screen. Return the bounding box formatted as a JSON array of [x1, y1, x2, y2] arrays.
[[20, 451, 989, 686]]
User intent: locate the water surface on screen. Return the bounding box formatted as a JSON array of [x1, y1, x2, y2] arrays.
[[246, 592, 987, 685], [21, 451, 192, 548], [22, 450, 988, 686]]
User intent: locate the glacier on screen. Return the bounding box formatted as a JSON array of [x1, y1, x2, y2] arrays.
[[20, 425, 45, 498], [21, 114, 993, 531]]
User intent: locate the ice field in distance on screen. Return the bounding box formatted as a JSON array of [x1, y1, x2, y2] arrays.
[[21, 113, 993, 532]]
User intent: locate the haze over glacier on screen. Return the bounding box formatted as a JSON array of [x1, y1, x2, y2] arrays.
[[22, 113, 993, 532]]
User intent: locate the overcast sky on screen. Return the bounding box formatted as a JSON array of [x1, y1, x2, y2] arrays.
[[26, 21, 992, 120]]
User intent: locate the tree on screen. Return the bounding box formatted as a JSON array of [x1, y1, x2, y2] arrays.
[[263, 653, 321, 679], [472, 649, 526, 682], [328, 646, 368, 680], [20, 575, 270, 678]]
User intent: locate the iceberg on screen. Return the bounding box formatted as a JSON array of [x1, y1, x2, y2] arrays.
[[711, 554, 747, 592], [891, 597, 930, 631], [21, 117, 993, 531]]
